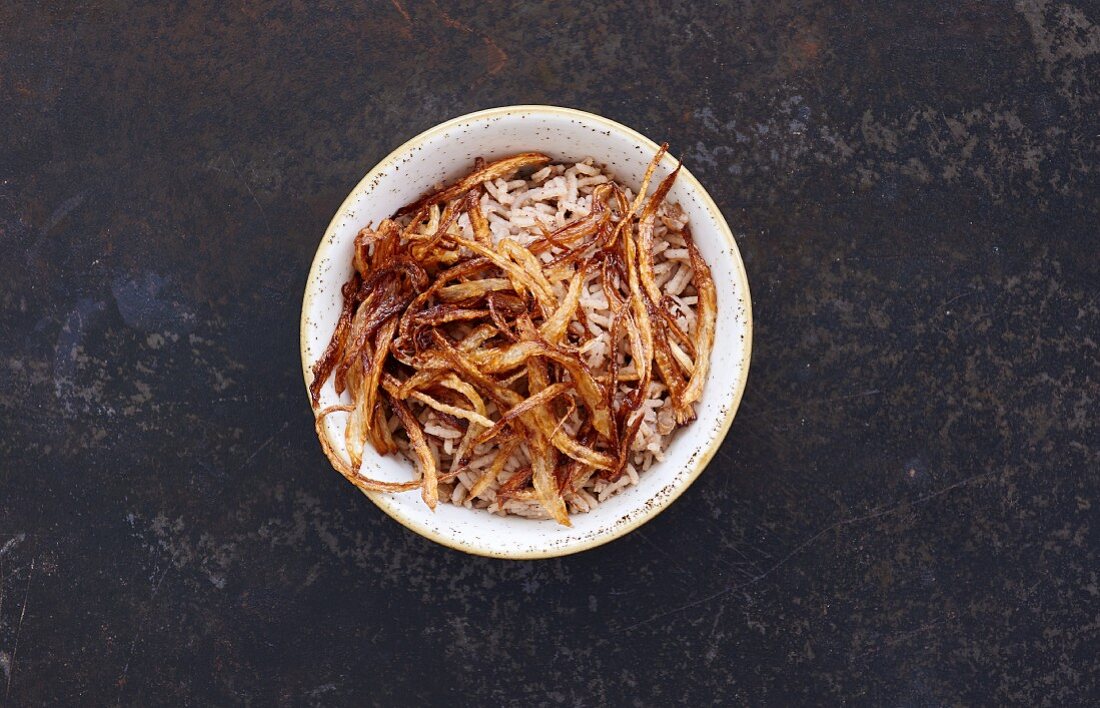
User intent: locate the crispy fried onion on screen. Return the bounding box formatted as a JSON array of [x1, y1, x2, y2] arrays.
[[309, 145, 717, 524]]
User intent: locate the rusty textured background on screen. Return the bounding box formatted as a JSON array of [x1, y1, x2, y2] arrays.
[[1, 1, 1098, 704]]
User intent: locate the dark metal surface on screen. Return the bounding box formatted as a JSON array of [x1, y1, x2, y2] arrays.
[[2, 1, 1098, 704]]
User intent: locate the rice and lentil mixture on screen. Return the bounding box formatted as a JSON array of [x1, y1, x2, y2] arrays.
[[310, 149, 715, 523]]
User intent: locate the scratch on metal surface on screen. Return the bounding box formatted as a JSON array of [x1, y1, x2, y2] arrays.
[[616, 470, 999, 634], [634, 530, 696, 582], [390, 0, 508, 77], [740, 389, 881, 419], [0, 557, 5, 674], [703, 604, 727, 666], [116, 557, 172, 707], [5, 550, 35, 701], [388, 0, 414, 40], [242, 421, 289, 470], [229, 157, 272, 238], [389, 0, 410, 23], [426, 0, 508, 78], [854, 620, 943, 659], [0, 535, 23, 558]]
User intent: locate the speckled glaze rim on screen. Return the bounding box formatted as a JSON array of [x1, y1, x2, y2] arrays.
[[301, 105, 752, 559]]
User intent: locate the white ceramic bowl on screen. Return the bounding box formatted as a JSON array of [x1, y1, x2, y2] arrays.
[[301, 105, 752, 559]]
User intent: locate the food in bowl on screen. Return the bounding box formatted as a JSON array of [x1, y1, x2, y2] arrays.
[[308, 145, 716, 525]]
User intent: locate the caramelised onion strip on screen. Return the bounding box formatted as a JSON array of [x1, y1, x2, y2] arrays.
[[649, 301, 691, 424], [444, 233, 557, 311], [438, 374, 488, 417], [400, 206, 431, 241], [544, 217, 613, 278], [603, 311, 622, 449], [422, 203, 441, 235], [315, 405, 421, 493], [608, 409, 645, 482], [615, 311, 652, 479], [345, 317, 395, 469], [668, 338, 695, 376], [396, 368, 446, 399], [383, 389, 439, 510], [466, 437, 520, 501], [451, 422, 480, 475], [622, 216, 654, 394], [353, 219, 401, 278], [411, 194, 466, 259], [339, 259, 427, 385], [459, 323, 500, 351], [548, 398, 578, 446], [559, 427, 598, 492], [460, 339, 612, 438], [529, 184, 612, 256], [534, 221, 568, 251], [677, 225, 717, 416], [609, 183, 631, 222], [517, 330, 569, 526], [467, 190, 493, 246], [396, 152, 551, 217], [364, 256, 429, 293], [440, 371, 489, 476], [357, 282, 414, 351], [409, 305, 491, 329], [600, 143, 666, 255], [540, 262, 588, 345], [523, 337, 550, 392], [433, 257, 497, 286], [475, 382, 574, 447], [352, 227, 374, 277], [655, 303, 696, 359], [627, 142, 669, 217], [543, 204, 620, 277], [411, 199, 457, 245], [519, 322, 578, 525], [407, 388, 494, 429], [398, 257, 495, 345], [309, 273, 361, 405], [494, 465, 534, 503], [636, 163, 682, 305], [334, 288, 376, 395], [394, 321, 501, 398], [372, 219, 403, 270], [431, 332, 616, 470], [437, 278, 511, 302], [530, 430, 568, 525], [601, 251, 626, 312], [487, 293, 519, 342], [345, 402, 370, 469], [429, 331, 521, 409], [499, 239, 558, 314], [370, 404, 398, 456], [361, 317, 398, 437], [498, 367, 528, 388]]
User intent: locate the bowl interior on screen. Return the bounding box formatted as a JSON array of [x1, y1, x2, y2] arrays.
[[301, 106, 751, 558]]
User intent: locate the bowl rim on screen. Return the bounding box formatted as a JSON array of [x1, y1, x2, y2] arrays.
[[300, 104, 752, 559]]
